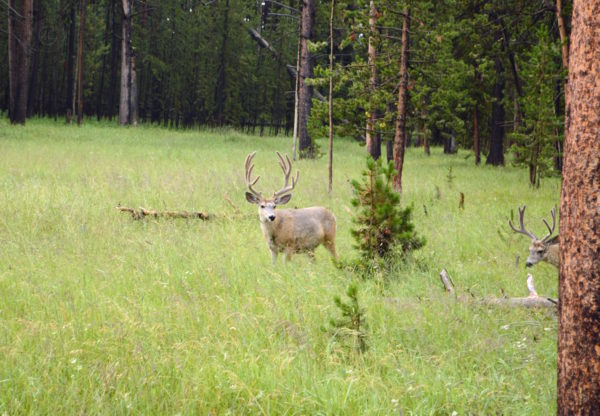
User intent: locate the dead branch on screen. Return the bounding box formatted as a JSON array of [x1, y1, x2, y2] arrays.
[[117, 206, 209, 220], [439, 269, 557, 309]]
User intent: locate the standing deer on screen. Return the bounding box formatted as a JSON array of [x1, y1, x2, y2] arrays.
[[509, 205, 559, 268], [244, 151, 338, 263]]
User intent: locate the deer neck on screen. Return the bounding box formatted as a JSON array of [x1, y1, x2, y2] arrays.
[[544, 243, 560, 267]]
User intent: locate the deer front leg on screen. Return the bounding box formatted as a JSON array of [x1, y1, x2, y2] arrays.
[[270, 249, 278, 264]]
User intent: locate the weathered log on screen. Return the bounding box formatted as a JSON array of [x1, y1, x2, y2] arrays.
[[439, 269, 557, 309], [117, 206, 209, 220]]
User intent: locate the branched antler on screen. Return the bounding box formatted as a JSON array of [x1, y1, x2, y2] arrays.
[[541, 206, 557, 242], [509, 205, 538, 240], [273, 151, 299, 198], [245, 151, 263, 199]]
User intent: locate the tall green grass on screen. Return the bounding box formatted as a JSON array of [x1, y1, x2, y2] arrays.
[[0, 118, 559, 414]]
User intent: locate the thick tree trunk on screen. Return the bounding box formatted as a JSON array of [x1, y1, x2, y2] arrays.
[[298, 0, 316, 158], [486, 57, 505, 166], [77, 0, 87, 125], [26, 1, 42, 117], [108, 0, 118, 120], [365, 1, 381, 160], [392, 7, 410, 192], [119, 0, 133, 125], [8, 0, 33, 124], [557, 1, 600, 413]]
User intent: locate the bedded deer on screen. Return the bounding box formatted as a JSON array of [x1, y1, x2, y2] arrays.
[[509, 205, 559, 268], [244, 151, 338, 263]]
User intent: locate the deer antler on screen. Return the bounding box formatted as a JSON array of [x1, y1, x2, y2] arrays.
[[509, 205, 538, 240], [245, 151, 262, 199], [541, 206, 557, 242], [273, 151, 299, 198]]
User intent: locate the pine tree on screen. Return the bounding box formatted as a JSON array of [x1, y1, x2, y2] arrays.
[[350, 157, 424, 259]]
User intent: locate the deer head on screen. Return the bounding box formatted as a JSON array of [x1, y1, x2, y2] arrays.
[[509, 205, 559, 267], [244, 151, 299, 223]]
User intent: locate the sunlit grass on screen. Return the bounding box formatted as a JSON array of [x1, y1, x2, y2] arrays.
[[0, 117, 558, 414]]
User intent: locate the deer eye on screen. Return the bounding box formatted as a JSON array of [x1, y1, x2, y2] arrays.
[[260, 205, 265, 209]]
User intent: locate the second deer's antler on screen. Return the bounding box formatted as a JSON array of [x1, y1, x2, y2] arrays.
[[509, 205, 538, 240]]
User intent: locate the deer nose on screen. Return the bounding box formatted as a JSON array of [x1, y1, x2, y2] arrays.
[[526, 262, 533, 267], [268, 215, 276, 221]]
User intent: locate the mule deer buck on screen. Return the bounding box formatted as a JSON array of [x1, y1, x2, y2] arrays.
[[244, 151, 338, 263], [508, 205, 559, 268]]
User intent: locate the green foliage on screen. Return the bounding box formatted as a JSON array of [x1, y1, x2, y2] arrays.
[[350, 157, 425, 260], [510, 27, 563, 187], [328, 283, 368, 354]]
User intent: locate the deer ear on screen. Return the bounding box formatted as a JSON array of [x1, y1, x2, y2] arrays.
[[274, 193, 292, 205], [246, 192, 260, 204]]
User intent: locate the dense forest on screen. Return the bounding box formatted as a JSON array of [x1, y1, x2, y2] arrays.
[[2, 0, 569, 180]]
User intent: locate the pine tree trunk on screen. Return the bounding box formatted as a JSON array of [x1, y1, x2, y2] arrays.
[[298, 0, 316, 158], [77, 0, 87, 126], [108, 0, 118, 120], [486, 56, 505, 165], [96, 3, 111, 120], [66, 2, 76, 119], [8, 0, 33, 124], [27, 1, 42, 117], [392, 7, 410, 192], [365, 0, 381, 160], [119, 0, 133, 125], [214, 0, 230, 126], [557, 1, 600, 413], [556, 0, 569, 70], [328, 0, 335, 193], [473, 104, 480, 165]]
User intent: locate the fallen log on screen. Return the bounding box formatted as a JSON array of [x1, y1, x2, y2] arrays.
[[117, 206, 210, 221], [440, 269, 557, 309]]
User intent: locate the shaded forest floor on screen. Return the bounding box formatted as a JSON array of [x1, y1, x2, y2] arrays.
[[0, 118, 559, 414]]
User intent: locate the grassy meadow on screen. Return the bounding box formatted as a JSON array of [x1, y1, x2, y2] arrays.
[[0, 118, 560, 414]]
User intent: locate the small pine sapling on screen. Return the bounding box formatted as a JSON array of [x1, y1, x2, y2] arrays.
[[329, 283, 368, 353], [350, 157, 425, 260]]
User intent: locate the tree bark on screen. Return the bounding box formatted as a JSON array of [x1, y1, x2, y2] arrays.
[[26, 0, 42, 117], [119, 0, 133, 125], [66, 1, 76, 119], [8, 0, 33, 124], [556, 0, 569, 70], [473, 104, 480, 165], [108, 0, 118, 120], [392, 7, 410, 192], [77, 0, 87, 126], [328, 0, 335, 193], [486, 56, 505, 166], [365, 1, 381, 160], [298, 0, 316, 158], [557, 1, 600, 413]]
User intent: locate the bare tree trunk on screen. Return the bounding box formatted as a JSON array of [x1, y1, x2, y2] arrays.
[[365, 1, 381, 160], [77, 0, 87, 126], [557, 1, 600, 413], [292, 22, 301, 161], [66, 1, 75, 120], [328, 0, 335, 193], [119, 0, 133, 125], [486, 56, 505, 166], [392, 7, 410, 192], [8, 0, 33, 124], [556, 0, 569, 70], [130, 52, 138, 125], [473, 104, 480, 165], [108, 0, 118, 120], [26, 0, 42, 117], [96, 2, 111, 120], [298, 0, 316, 158], [214, 0, 230, 126]]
